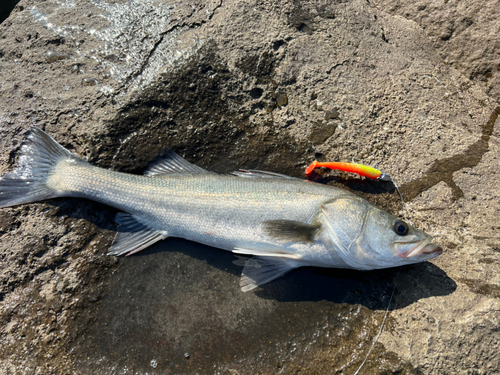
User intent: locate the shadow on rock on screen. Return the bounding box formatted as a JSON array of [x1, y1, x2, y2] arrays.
[[307, 172, 397, 196], [308, 172, 404, 213], [255, 262, 456, 311], [136, 237, 456, 312]]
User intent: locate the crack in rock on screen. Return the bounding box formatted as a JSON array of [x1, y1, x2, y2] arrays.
[[401, 106, 500, 201]]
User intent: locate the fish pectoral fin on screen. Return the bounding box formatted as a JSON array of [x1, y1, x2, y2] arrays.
[[240, 256, 300, 292], [143, 149, 211, 176], [108, 213, 168, 256], [261, 220, 321, 243]]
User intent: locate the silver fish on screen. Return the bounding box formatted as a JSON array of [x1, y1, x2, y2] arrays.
[[0, 128, 442, 291]]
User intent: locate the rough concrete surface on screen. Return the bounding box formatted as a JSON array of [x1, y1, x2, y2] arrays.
[[0, 0, 498, 374], [372, 0, 500, 103]]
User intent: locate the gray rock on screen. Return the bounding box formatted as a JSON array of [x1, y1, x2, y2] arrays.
[[0, 0, 498, 374], [371, 0, 500, 102]]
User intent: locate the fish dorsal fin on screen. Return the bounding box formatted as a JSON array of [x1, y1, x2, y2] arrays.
[[144, 150, 210, 176], [239, 256, 300, 292], [108, 213, 168, 256], [261, 220, 321, 243], [230, 169, 294, 179]]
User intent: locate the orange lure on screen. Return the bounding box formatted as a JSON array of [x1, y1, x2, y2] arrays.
[[305, 160, 392, 181]]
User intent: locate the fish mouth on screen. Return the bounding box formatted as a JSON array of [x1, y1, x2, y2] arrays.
[[397, 237, 443, 258]]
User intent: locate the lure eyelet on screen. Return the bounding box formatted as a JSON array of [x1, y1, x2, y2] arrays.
[[394, 220, 409, 236]]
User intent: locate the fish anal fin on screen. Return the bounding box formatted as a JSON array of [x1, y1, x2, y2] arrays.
[[108, 213, 167, 256], [261, 220, 321, 243], [144, 150, 210, 176], [240, 256, 300, 292]]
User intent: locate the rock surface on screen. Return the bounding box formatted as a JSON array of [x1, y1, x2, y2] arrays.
[[372, 0, 500, 103], [0, 0, 498, 374]]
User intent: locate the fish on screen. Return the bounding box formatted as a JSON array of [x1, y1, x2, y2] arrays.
[[0, 128, 442, 291]]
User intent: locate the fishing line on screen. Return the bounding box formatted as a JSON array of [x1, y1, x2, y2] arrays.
[[389, 175, 407, 221], [353, 270, 399, 375]]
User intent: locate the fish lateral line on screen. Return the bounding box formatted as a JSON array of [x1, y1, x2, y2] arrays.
[[305, 160, 392, 181]]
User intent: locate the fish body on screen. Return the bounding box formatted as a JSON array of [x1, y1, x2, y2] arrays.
[[0, 128, 442, 291]]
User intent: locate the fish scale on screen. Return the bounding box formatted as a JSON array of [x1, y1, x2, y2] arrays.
[[55, 166, 339, 248]]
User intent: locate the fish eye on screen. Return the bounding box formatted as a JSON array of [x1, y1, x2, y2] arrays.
[[393, 220, 409, 236]]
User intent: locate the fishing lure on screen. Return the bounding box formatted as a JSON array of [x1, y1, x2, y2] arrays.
[[305, 160, 392, 181]]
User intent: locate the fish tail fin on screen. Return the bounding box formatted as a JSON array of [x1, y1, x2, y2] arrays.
[[0, 127, 85, 208]]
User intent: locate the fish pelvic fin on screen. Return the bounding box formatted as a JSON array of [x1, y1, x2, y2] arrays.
[[108, 213, 168, 256], [240, 256, 300, 292], [0, 127, 87, 208]]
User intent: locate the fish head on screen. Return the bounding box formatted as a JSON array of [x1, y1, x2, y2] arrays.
[[321, 195, 442, 270]]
